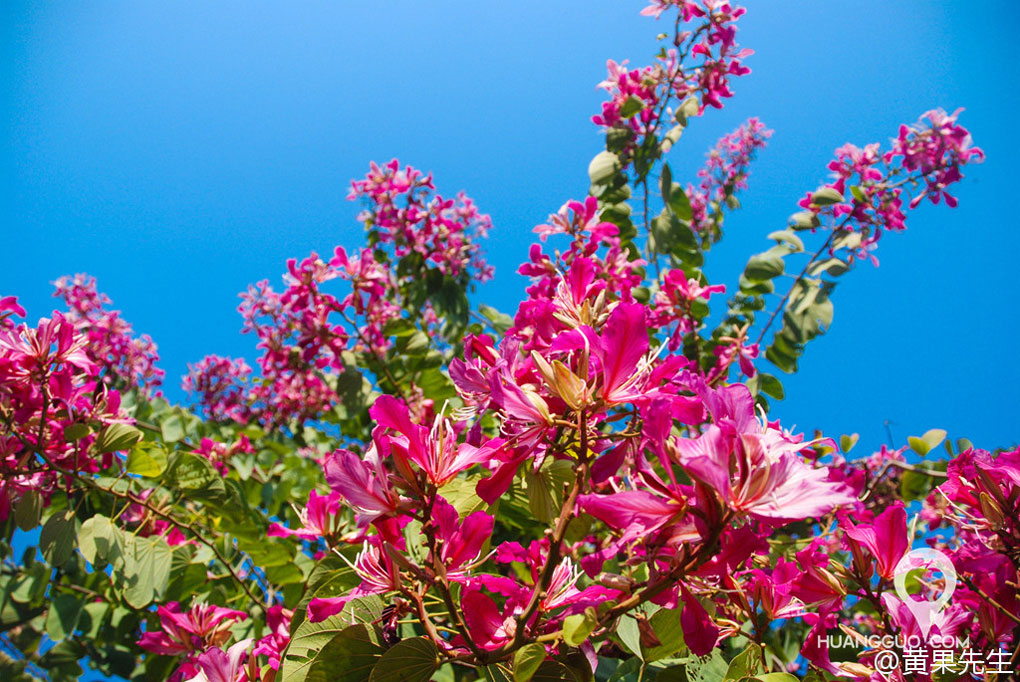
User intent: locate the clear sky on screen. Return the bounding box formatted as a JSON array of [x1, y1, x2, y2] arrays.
[[3, 1, 1018, 458]]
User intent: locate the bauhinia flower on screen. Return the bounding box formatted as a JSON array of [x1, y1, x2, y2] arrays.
[[138, 602, 247, 657], [324, 447, 403, 525], [370, 395, 495, 487], [184, 638, 253, 682], [674, 383, 855, 520], [842, 502, 909, 580]]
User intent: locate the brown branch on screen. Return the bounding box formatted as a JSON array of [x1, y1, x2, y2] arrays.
[[488, 410, 592, 662]]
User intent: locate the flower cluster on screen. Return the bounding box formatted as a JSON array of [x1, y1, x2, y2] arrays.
[[797, 109, 984, 260], [349, 159, 493, 282], [139, 602, 249, 681], [593, 1, 752, 164], [516, 197, 646, 350], [890, 108, 985, 209], [53, 274, 164, 396], [181, 355, 253, 423], [233, 255, 349, 428], [307, 209, 860, 665], [184, 162, 492, 428], [592, 59, 663, 138], [687, 117, 772, 237], [0, 307, 126, 520]]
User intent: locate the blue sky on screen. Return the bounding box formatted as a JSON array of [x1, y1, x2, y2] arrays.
[[3, 1, 1018, 457]]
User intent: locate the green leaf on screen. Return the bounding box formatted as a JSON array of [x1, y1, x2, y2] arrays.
[[64, 423, 90, 441], [789, 211, 820, 230], [126, 438, 168, 477], [122, 535, 172, 608], [562, 608, 598, 647], [908, 429, 947, 457], [767, 230, 804, 252], [513, 643, 547, 682], [243, 538, 295, 567], [164, 563, 208, 603], [78, 515, 125, 566], [667, 186, 693, 222], [439, 472, 488, 518], [483, 664, 515, 682], [900, 469, 934, 503], [744, 252, 785, 281], [479, 304, 514, 335], [15, 489, 43, 532], [126, 442, 168, 477], [616, 615, 642, 658], [808, 257, 849, 277], [757, 373, 784, 400], [840, 433, 860, 454], [676, 95, 699, 125], [619, 95, 645, 119], [282, 597, 386, 682], [44, 593, 84, 641], [531, 661, 581, 681], [757, 674, 800, 682], [810, 187, 845, 206], [40, 509, 77, 566], [160, 413, 185, 443], [164, 452, 224, 495], [589, 151, 622, 187], [724, 645, 763, 680], [606, 126, 635, 155], [606, 658, 643, 682], [523, 459, 573, 523], [368, 637, 438, 682], [95, 423, 143, 453], [266, 562, 305, 585], [304, 624, 385, 682], [9, 561, 48, 603], [381, 317, 417, 337], [643, 607, 685, 662]]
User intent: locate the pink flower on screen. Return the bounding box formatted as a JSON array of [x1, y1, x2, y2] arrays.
[[675, 384, 855, 520], [461, 583, 527, 651], [685, 118, 771, 237], [308, 539, 400, 622], [680, 583, 720, 656], [324, 447, 402, 525], [251, 606, 291, 671], [182, 355, 252, 423], [53, 274, 163, 395], [843, 503, 909, 580], [433, 498, 494, 579], [0, 296, 26, 331], [184, 638, 252, 682], [580, 490, 690, 544], [138, 602, 247, 656], [0, 313, 95, 376], [267, 489, 341, 540], [589, 303, 651, 405], [370, 395, 494, 487]]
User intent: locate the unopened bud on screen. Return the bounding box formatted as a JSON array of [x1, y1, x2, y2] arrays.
[[978, 491, 1004, 530], [596, 572, 636, 593], [552, 360, 588, 410]]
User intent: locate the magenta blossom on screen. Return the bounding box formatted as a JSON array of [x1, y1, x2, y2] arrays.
[[138, 602, 247, 657], [370, 395, 496, 487], [675, 384, 855, 520]]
